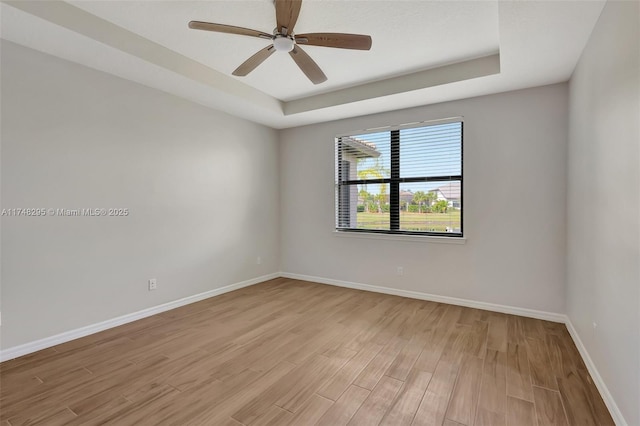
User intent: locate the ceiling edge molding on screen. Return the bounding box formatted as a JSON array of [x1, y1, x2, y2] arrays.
[[4, 0, 282, 114], [283, 53, 501, 115]]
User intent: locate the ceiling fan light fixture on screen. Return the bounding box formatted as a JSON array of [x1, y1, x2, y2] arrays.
[[273, 35, 294, 52]]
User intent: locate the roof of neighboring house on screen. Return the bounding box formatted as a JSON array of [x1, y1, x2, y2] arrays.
[[341, 136, 381, 159], [430, 181, 461, 200]]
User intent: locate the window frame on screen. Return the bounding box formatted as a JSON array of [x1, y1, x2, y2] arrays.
[[335, 118, 464, 238]]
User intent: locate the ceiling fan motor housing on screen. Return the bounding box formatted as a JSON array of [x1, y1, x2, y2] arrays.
[[273, 35, 294, 52]]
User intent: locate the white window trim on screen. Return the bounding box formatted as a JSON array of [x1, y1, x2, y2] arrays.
[[333, 230, 466, 244], [335, 116, 464, 239], [336, 116, 464, 138]]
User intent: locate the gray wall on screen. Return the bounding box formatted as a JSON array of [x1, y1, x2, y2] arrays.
[[566, 1, 640, 424], [280, 84, 568, 314], [0, 41, 280, 349]]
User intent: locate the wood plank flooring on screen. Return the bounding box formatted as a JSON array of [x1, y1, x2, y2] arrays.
[[0, 278, 614, 425]]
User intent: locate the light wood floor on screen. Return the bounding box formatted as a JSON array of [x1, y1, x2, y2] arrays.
[[0, 278, 613, 425]]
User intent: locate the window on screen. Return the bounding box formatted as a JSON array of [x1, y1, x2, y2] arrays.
[[335, 120, 463, 237]]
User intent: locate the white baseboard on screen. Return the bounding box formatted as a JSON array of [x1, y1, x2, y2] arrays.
[[280, 272, 567, 323], [564, 320, 627, 426], [0, 272, 280, 362]]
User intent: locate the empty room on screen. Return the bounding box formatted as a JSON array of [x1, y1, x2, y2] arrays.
[[1, 0, 638, 425]]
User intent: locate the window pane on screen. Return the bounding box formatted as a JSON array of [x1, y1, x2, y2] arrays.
[[335, 120, 463, 237], [339, 132, 390, 182], [400, 122, 462, 178], [356, 183, 390, 230], [399, 181, 462, 234]]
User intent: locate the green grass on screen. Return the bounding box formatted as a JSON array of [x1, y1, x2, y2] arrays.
[[356, 211, 461, 232]]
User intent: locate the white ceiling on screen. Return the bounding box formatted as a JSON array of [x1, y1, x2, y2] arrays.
[[1, 1, 605, 129], [69, 0, 500, 101]]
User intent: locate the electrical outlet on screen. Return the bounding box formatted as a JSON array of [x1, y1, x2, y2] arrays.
[[148, 278, 157, 291], [257, 256, 262, 265], [396, 266, 404, 276]]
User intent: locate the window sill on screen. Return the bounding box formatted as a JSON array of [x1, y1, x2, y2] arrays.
[[333, 230, 466, 244]]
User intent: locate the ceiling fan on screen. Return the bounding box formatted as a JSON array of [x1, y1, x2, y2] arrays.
[[188, 0, 372, 84]]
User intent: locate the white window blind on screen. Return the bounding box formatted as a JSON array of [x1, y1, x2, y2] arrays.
[[335, 120, 463, 236]]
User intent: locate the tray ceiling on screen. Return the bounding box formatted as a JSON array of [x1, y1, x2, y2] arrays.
[[1, 1, 605, 128]]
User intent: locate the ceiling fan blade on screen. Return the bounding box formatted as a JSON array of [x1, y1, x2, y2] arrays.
[[275, 0, 302, 35], [232, 45, 276, 76], [295, 33, 372, 50], [188, 21, 271, 39], [289, 45, 327, 84]]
